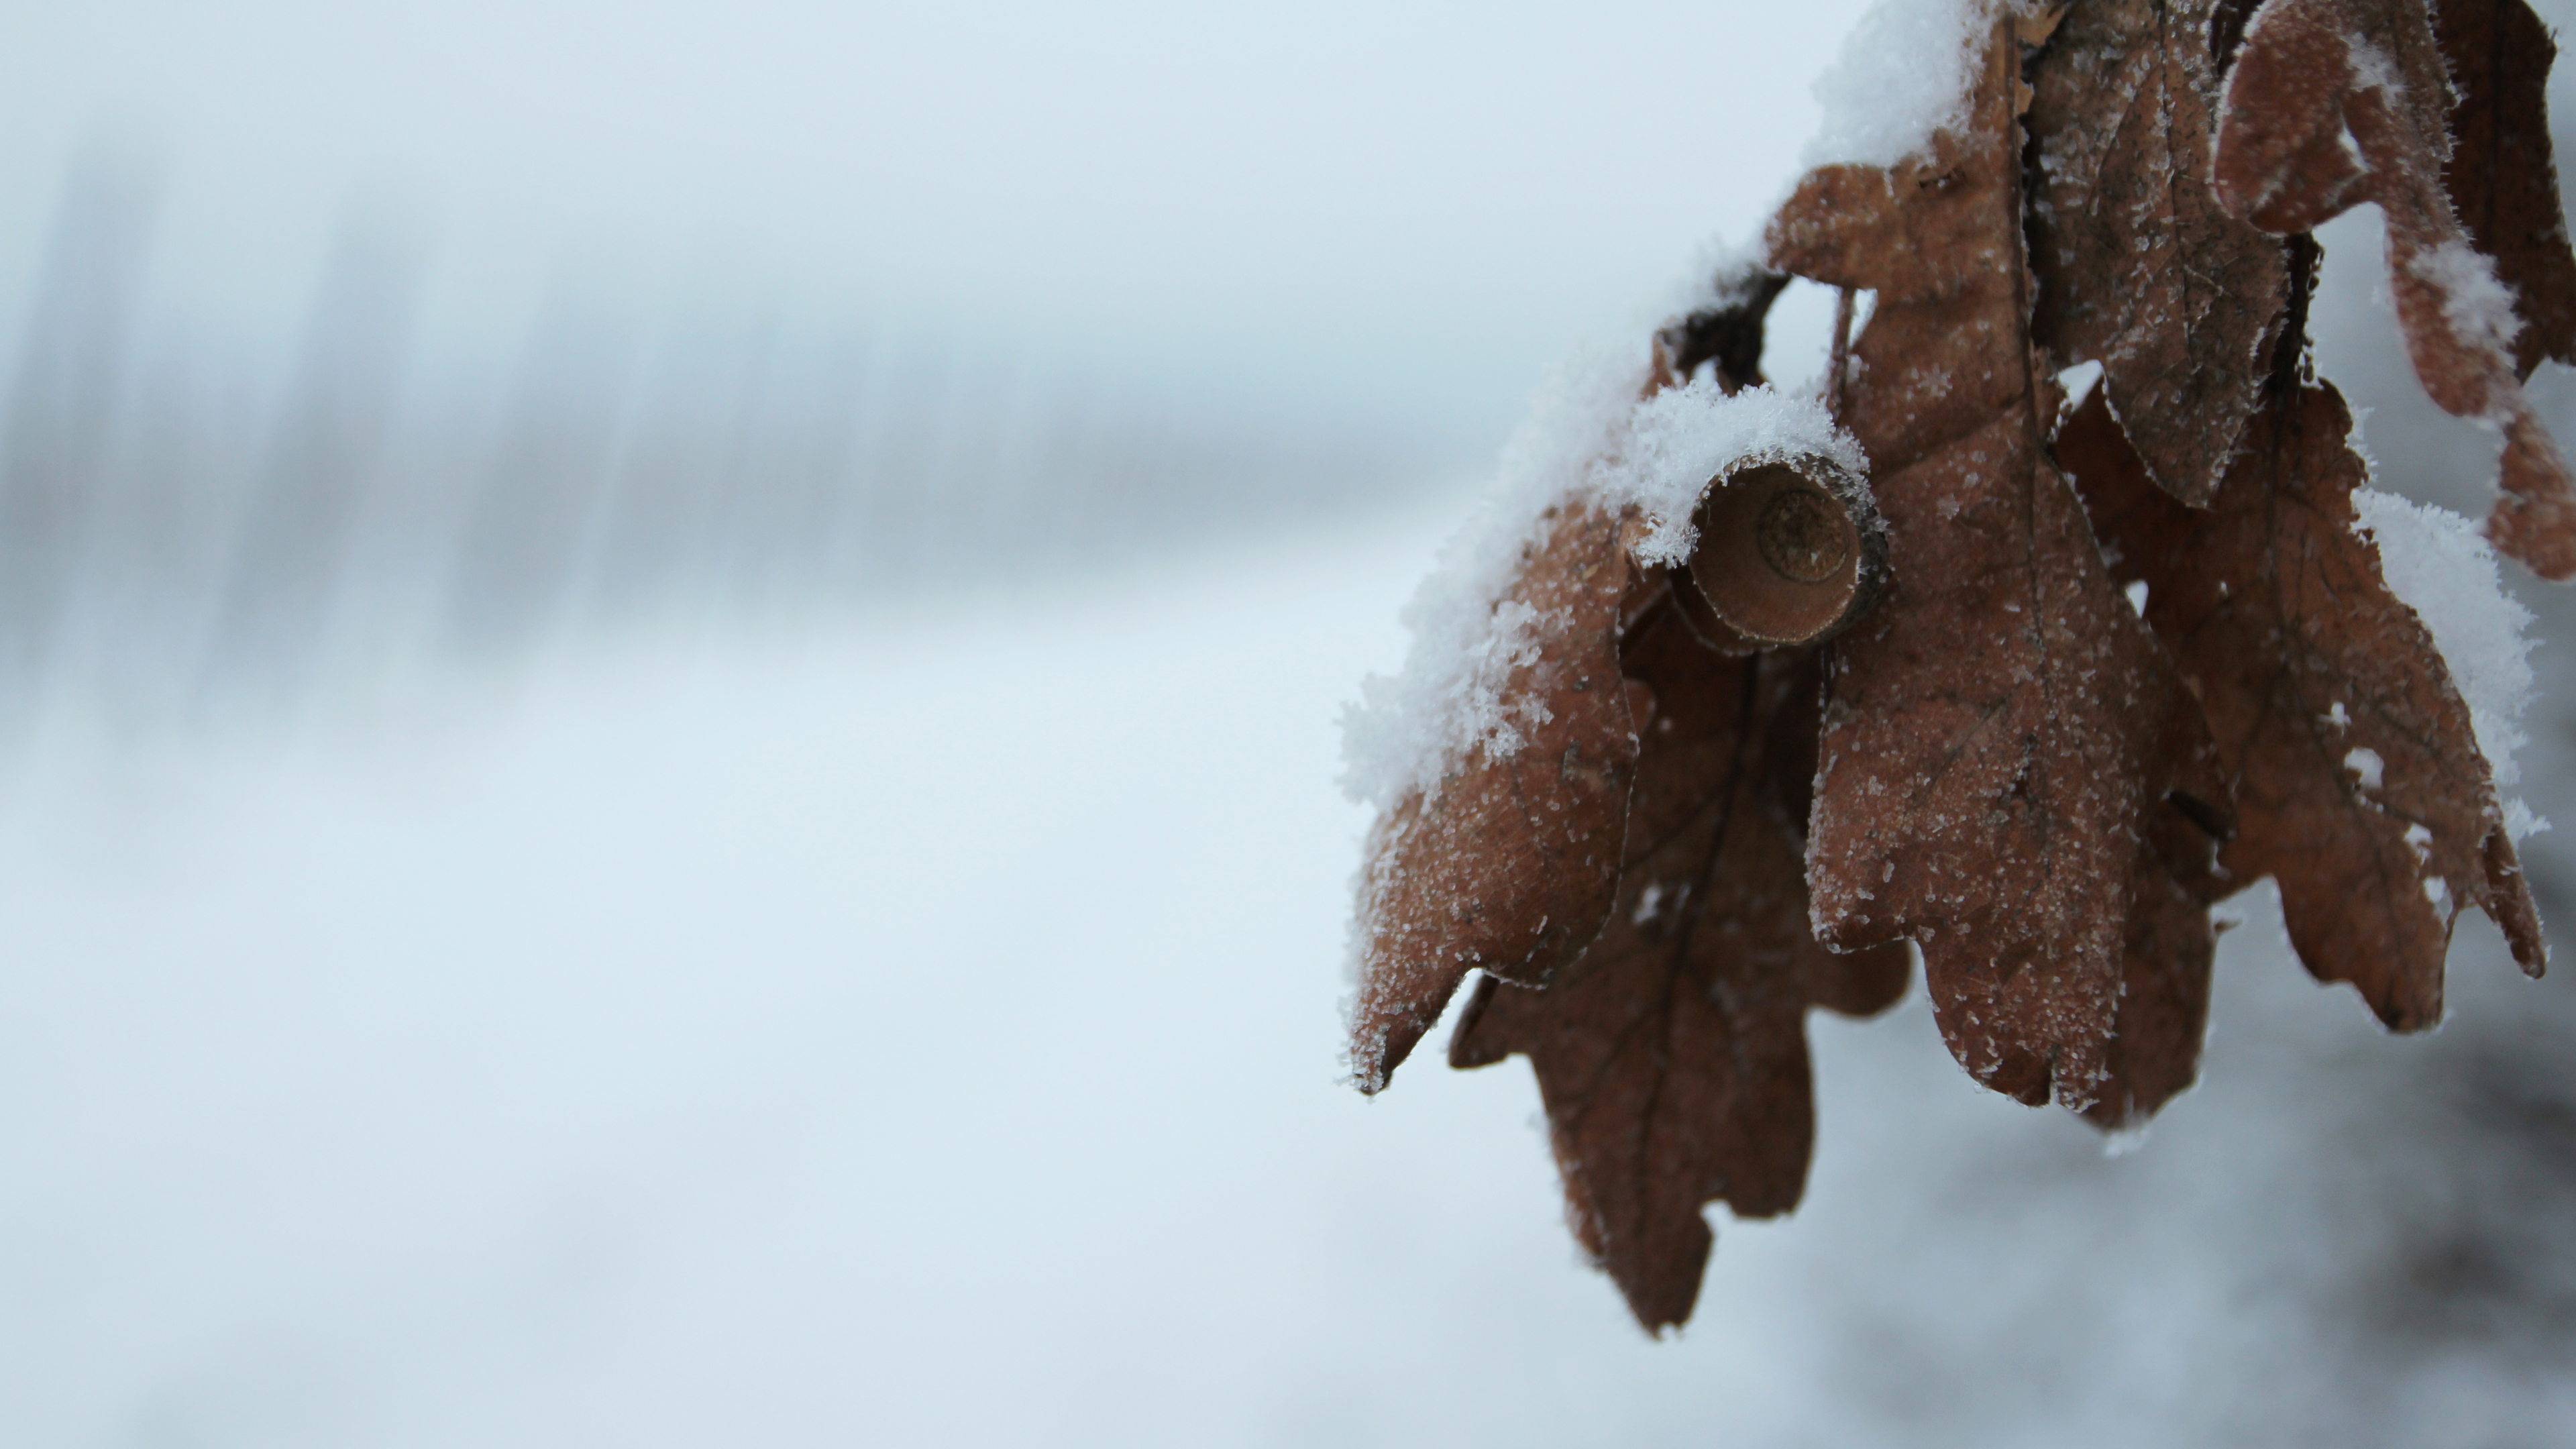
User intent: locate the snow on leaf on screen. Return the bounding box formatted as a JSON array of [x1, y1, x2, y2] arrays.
[[1807, 0, 2055, 169], [2351, 486, 2537, 797], [1340, 352, 1646, 812], [1348, 345, 1890, 1093]]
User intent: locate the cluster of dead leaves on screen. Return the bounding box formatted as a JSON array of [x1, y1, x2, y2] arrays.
[[1350, 0, 2573, 1333]]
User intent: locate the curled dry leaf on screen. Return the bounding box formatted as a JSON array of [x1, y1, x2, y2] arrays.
[[2434, 0, 2576, 377], [2211, 0, 2576, 578], [1770, 17, 2228, 1112], [2026, 0, 2288, 505], [1347, 499, 1642, 1093], [1450, 603, 1906, 1334], [2058, 383, 2546, 1031]]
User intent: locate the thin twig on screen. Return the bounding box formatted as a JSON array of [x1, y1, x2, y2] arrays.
[[1826, 285, 1856, 418]]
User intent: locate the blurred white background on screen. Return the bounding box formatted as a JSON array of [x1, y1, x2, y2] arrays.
[[1, 3, 2574, 1446]]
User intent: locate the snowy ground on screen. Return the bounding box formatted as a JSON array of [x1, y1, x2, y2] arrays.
[[2, 496, 2573, 1448]]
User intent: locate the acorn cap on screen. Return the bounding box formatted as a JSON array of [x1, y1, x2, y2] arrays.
[[1683, 455, 1886, 646]]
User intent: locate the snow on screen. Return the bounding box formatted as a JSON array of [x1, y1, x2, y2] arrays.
[[7, 525, 2576, 1449], [2354, 490, 2539, 826], [1338, 350, 1643, 808], [2409, 237, 2526, 368], [1612, 380, 1867, 566], [2057, 359, 2106, 412], [1339, 365, 1864, 808], [1805, 0, 2028, 168]]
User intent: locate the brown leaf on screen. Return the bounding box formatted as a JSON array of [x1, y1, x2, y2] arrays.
[[1348, 500, 1642, 1093], [1449, 605, 1904, 1332], [2209, 0, 2451, 232], [1770, 17, 2229, 1112], [2027, 0, 2289, 505], [2435, 0, 2576, 378], [2095, 624, 2241, 1130], [2086, 839, 2221, 1129], [2058, 382, 2546, 1034], [2211, 0, 2576, 578]]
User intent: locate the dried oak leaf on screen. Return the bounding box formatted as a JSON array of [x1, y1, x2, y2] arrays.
[[1348, 500, 1642, 1093], [1450, 601, 1906, 1332], [2089, 623, 2241, 1130], [1769, 16, 2229, 1112], [2436, 0, 2576, 378], [2090, 822, 2223, 1128], [2060, 382, 2546, 1030], [2026, 0, 2289, 505], [2212, 0, 2576, 578]]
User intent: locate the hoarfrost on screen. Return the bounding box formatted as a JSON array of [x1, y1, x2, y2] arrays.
[[2100, 1122, 2154, 1159], [2506, 797, 2550, 841], [2345, 38, 2408, 107]]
